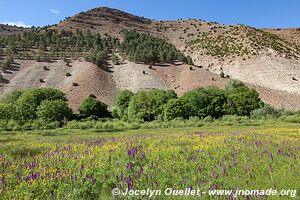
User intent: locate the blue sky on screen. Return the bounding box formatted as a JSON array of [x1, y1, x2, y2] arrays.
[[0, 0, 299, 28]]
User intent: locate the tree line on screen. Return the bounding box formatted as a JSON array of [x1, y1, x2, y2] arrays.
[[113, 80, 262, 121], [0, 80, 264, 130]]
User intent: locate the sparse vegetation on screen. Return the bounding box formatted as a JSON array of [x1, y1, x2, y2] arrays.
[[187, 25, 300, 59], [112, 53, 120, 65]]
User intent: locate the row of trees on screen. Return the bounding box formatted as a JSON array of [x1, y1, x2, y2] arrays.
[[113, 80, 262, 121], [0, 88, 112, 129], [120, 30, 193, 65], [0, 80, 262, 128]]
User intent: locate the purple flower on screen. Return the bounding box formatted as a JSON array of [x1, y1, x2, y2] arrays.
[[125, 176, 133, 190], [269, 164, 273, 173], [6, 161, 12, 167], [126, 162, 134, 170], [137, 166, 143, 177], [30, 162, 36, 168], [219, 159, 223, 167], [1, 176, 6, 191], [127, 147, 138, 157], [269, 152, 273, 161]]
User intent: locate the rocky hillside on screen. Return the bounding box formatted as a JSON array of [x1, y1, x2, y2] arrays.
[[1, 7, 300, 110], [0, 24, 28, 36]]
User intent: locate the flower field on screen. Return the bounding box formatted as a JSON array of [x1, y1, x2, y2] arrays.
[[0, 125, 299, 199]]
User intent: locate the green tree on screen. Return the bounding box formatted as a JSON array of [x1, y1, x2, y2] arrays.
[[186, 56, 194, 65], [113, 90, 134, 120], [0, 90, 24, 104], [224, 80, 262, 116], [36, 100, 72, 123], [0, 103, 16, 129], [180, 87, 226, 119], [16, 88, 67, 120], [128, 89, 177, 121], [79, 96, 110, 118], [163, 99, 190, 120]]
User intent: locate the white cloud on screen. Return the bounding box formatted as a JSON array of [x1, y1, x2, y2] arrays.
[[0, 21, 31, 28], [50, 9, 60, 15]]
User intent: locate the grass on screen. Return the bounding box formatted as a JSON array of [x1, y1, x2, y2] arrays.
[[0, 123, 299, 199]]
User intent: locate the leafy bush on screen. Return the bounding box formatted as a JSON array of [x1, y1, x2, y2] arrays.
[[221, 115, 249, 122], [203, 116, 214, 123], [0, 103, 16, 129], [79, 96, 110, 118], [36, 100, 72, 123], [16, 88, 67, 120], [180, 87, 226, 119], [279, 114, 300, 123], [0, 90, 24, 104], [224, 80, 261, 116], [113, 90, 134, 120], [250, 104, 280, 119], [163, 99, 190, 120], [128, 89, 177, 121]]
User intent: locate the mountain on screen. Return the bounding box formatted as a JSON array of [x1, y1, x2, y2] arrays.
[[0, 7, 300, 110]]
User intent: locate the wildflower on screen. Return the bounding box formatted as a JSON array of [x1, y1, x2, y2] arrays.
[[6, 161, 12, 167], [126, 162, 134, 170], [137, 166, 143, 177], [125, 176, 133, 190], [127, 147, 138, 157], [1, 175, 6, 191], [269, 152, 273, 161]]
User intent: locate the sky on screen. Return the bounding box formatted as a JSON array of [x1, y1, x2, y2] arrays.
[[0, 0, 299, 28]]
